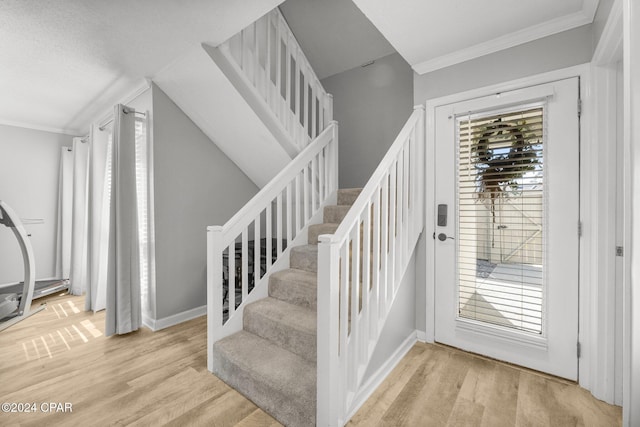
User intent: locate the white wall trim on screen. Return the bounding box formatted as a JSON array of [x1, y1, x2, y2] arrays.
[[0, 119, 80, 137], [593, 0, 623, 66], [424, 63, 600, 391], [85, 79, 151, 135], [413, 7, 596, 75], [416, 330, 427, 342], [345, 331, 418, 422], [586, 0, 624, 406], [586, 63, 621, 405], [142, 304, 206, 332], [623, 0, 640, 423]]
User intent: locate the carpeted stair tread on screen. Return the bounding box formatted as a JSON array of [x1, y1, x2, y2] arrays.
[[323, 205, 351, 224], [337, 188, 363, 206], [308, 222, 339, 245], [212, 330, 315, 427], [269, 268, 317, 309], [290, 245, 318, 273], [244, 297, 316, 362]]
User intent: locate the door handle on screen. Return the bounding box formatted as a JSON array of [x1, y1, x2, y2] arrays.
[[438, 233, 455, 241]]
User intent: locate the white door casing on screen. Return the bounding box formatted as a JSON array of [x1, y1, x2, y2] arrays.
[[433, 78, 580, 380]]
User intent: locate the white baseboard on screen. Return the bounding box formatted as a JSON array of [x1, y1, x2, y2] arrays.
[[143, 305, 206, 331], [346, 330, 418, 421], [416, 330, 428, 342]]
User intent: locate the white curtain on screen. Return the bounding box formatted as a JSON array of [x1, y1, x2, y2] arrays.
[[134, 118, 152, 319], [56, 147, 74, 280], [69, 138, 90, 295], [85, 125, 112, 312], [105, 104, 141, 336]]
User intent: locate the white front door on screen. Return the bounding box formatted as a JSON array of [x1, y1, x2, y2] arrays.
[[433, 78, 580, 380]]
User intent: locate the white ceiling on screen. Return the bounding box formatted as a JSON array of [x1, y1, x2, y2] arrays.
[[280, 0, 396, 80], [0, 0, 281, 135], [1, 0, 602, 136], [351, 0, 600, 74]]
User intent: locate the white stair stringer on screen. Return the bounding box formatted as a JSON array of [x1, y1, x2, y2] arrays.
[[203, 43, 300, 159], [153, 46, 292, 188]]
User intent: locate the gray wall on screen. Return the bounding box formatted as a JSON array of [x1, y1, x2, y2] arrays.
[[414, 24, 594, 103], [0, 125, 74, 284], [151, 84, 259, 319], [321, 52, 414, 189]]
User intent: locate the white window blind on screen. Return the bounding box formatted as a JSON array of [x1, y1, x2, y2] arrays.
[[457, 106, 545, 334]]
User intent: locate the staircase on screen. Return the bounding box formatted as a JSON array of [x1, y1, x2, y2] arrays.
[[211, 188, 361, 426], [204, 7, 425, 425]]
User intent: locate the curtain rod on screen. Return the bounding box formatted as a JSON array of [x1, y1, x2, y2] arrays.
[[79, 108, 146, 142], [99, 108, 146, 131]]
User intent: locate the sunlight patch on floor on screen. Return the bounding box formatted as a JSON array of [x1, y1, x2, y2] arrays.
[[19, 321, 103, 361], [67, 300, 81, 314], [81, 319, 102, 338]]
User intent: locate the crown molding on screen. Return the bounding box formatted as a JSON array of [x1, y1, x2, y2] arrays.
[[592, 0, 623, 65], [413, 1, 599, 75], [0, 78, 151, 137], [0, 119, 81, 136], [84, 78, 152, 134]]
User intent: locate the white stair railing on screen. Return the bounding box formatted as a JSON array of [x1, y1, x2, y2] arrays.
[[213, 8, 333, 155], [207, 122, 339, 372], [317, 106, 425, 425]]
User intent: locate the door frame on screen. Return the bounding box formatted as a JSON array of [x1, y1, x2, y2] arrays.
[[432, 80, 580, 380], [589, 0, 624, 406], [424, 63, 602, 389]]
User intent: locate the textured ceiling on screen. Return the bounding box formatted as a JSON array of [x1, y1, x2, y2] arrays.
[[351, 0, 599, 74], [0, 0, 282, 135], [1, 0, 602, 135], [280, 0, 396, 80]]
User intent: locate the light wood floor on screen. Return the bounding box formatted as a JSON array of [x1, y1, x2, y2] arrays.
[[0, 293, 621, 426]]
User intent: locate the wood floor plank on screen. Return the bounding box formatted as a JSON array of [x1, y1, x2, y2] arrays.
[[162, 388, 261, 427], [1, 294, 622, 426], [480, 363, 520, 427], [446, 396, 484, 427], [351, 343, 621, 427], [234, 408, 282, 427], [346, 344, 426, 426]]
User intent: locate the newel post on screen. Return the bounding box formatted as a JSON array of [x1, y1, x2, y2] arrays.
[[325, 94, 334, 128], [317, 234, 341, 426], [207, 225, 224, 373]]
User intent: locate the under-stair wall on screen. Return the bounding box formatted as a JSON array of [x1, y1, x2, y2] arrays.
[[153, 47, 291, 188], [151, 84, 260, 324]]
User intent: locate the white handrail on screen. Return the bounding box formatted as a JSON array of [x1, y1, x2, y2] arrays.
[[207, 122, 339, 372], [214, 8, 333, 154], [317, 106, 425, 425]]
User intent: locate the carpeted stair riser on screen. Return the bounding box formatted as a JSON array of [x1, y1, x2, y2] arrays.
[[290, 245, 318, 273], [244, 297, 316, 363], [212, 331, 316, 427], [323, 205, 351, 224], [337, 188, 363, 206], [269, 269, 317, 309], [308, 222, 340, 245], [212, 187, 365, 427]]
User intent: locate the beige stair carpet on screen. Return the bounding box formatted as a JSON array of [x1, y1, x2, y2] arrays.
[[211, 188, 361, 427]]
